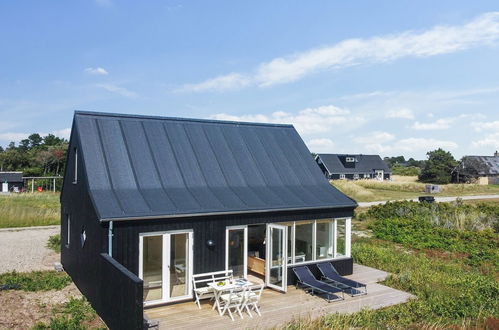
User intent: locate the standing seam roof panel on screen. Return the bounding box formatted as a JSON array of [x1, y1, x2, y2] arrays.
[[73, 112, 357, 220]]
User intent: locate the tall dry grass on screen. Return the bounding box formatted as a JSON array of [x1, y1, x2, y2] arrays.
[[355, 179, 426, 192], [330, 180, 374, 200], [0, 193, 60, 228]]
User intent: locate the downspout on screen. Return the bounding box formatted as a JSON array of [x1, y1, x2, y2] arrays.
[[108, 221, 113, 257]]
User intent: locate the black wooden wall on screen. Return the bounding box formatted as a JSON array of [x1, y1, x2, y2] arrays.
[[61, 126, 143, 330], [111, 207, 354, 278]]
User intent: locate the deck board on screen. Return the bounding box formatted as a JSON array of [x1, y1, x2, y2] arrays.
[[144, 264, 413, 329]]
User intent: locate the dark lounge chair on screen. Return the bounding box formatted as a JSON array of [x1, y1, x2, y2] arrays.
[[317, 262, 367, 296], [292, 266, 344, 302]]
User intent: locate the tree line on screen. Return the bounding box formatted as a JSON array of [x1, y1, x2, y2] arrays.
[[386, 149, 488, 184], [0, 133, 68, 176]]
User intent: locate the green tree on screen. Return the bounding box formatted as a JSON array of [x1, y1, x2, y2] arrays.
[[28, 133, 43, 148], [418, 149, 457, 184]]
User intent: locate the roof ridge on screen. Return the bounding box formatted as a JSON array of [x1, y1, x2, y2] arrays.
[[74, 110, 294, 128]]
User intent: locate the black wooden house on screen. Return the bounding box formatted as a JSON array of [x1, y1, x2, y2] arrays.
[[315, 154, 391, 181], [60, 111, 357, 329]]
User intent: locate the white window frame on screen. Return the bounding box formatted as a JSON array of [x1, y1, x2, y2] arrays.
[[339, 174, 346, 179], [346, 157, 356, 162], [225, 225, 248, 279], [66, 214, 70, 247], [138, 229, 194, 307], [285, 218, 352, 267], [73, 148, 78, 184], [353, 173, 359, 180]]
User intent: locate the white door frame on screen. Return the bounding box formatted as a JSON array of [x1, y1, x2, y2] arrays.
[[265, 223, 288, 292], [139, 230, 194, 306], [225, 225, 248, 279]]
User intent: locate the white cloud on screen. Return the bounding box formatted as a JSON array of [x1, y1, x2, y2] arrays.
[[362, 137, 458, 154], [181, 12, 499, 91], [385, 108, 414, 119], [0, 132, 30, 143], [210, 105, 361, 135], [96, 83, 137, 98], [54, 128, 71, 139], [471, 120, 499, 132], [85, 67, 109, 75], [411, 118, 455, 130], [354, 131, 395, 144], [176, 73, 250, 92], [472, 132, 499, 148], [306, 138, 335, 153]]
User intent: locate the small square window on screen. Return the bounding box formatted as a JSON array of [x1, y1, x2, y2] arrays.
[[339, 174, 346, 179], [353, 174, 359, 179]]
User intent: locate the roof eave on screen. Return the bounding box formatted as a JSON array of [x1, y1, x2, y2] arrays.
[[99, 203, 358, 222]]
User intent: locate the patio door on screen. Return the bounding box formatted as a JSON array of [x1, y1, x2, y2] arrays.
[[265, 224, 288, 292], [139, 230, 193, 306], [226, 226, 248, 279]]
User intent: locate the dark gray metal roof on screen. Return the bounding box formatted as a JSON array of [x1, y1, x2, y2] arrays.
[[316, 154, 391, 174], [0, 172, 23, 183], [464, 156, 499, 175], [74, 111, 356, 221]]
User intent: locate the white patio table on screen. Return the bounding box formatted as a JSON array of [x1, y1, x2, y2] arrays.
[[208, 279, 253, 315]]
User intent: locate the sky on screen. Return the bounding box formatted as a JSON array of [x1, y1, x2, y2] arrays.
[[1, 1, 499, 159]]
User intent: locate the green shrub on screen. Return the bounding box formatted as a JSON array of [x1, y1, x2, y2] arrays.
[[32, 298, 102, 330], [0, 271, 71, 291], [392, 165, 421, 176], [47, 234, 61, 253], [359, 201, 499, 270]]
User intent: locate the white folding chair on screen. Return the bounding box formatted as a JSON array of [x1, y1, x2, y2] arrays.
[[242, 284, 264, 317], [219, 286, 246, 321]]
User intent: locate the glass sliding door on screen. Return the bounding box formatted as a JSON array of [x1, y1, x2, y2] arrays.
[[139, 230, 193, 306], [142, 235, 163, 302], [265, 224, 287, 292], [226, 226, 247, 278]]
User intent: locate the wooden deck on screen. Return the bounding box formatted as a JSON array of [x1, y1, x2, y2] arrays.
[[144, 264, 414, 329]]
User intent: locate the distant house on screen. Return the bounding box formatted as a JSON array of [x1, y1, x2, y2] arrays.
[[458, 152, 499, 185], [0, 171, 23, 192], [60, 111, 357, 329], [315, 154, 391, 181]]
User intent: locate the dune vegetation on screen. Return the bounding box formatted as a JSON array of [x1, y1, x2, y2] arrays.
[[284, 201, 499, 329]]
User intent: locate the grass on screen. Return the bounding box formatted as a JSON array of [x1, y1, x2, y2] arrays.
[[284, 201, 499, 329], [331, 179, 499, 202], [32, 297, 105, 330], [0, 270, 71, 291], [47, 234, 61, 253], [0, 192, 60, 228]]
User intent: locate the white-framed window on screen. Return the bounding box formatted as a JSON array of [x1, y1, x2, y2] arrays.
[[66, 215, 70, 247], [346, 157, 356, 162], [73, 148, 78, 184], [339, 174, 346, 179], [284, 218, 351, 266], [353, 174, 359, 180]]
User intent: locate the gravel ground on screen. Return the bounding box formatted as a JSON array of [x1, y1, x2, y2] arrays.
[[0, 225, 60, 273]]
